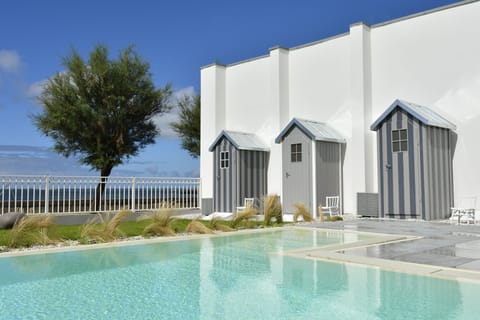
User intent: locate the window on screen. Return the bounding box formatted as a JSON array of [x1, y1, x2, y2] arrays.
[[220, 151, 229, 168], [392, 129, 408, 152], [291, 143, 302, 162]]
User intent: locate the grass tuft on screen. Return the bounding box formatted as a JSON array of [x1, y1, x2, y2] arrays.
[[185, 218, 214, 234], [231, 204, 257, 229], [264, 194, 283, 226], [80, 209, 132, 243], [293, 202, 314, 223], [209, 217, 235, 232], [9, 215, 56, 247], [140, 210, 176, 237]]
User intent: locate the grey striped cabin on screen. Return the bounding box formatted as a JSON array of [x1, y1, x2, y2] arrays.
[[371, 99, 456, 220], [209, 131, 269, 213], [275, 118, 345, 215]]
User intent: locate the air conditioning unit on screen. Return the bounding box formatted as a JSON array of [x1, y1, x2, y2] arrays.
[[357, 192, 378, 217]]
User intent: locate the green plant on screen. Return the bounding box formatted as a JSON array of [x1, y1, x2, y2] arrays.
[[140, 210, 176, 237], [327, 215, 343, 222], [264, 194, 283, 226], [80, 209, 132, 243], [185, 219, 214, 234], [293, 202, 314, 223], [170, 94, 200, 158], [209, 217, 235, 232], [231, 204, 257, 229]]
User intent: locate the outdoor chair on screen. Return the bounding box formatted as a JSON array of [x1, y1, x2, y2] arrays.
[[236, 198, 255, 213], [321, 196, 340, 216], [450, 196, 476, 224]]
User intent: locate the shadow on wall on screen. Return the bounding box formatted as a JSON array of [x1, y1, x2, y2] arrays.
[[450, 130, 457, 158]]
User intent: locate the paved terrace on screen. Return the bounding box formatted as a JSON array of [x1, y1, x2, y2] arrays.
[[297, 218, 480, 279]]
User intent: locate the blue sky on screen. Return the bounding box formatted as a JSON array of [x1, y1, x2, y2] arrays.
[[0, 0, 458, 177]]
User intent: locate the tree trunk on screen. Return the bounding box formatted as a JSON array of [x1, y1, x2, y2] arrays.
[[93, 166, 113, 212]]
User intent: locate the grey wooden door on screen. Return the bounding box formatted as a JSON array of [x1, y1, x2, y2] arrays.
[[282, 127, 312, 213], [316, 141, 341, 210]]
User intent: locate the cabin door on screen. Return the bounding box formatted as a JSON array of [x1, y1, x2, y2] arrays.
[[282, 127, 312, 214]]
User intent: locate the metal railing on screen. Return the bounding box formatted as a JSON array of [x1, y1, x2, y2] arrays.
[[0, 175, 201, 215]]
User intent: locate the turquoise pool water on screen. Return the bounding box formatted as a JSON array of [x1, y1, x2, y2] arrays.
[[0, 228, 480, 319]]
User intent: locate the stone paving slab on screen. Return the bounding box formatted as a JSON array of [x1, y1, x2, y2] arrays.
[[393, 252, 474, 268], [428, 246, 480, 259], [302, 219, 480, 273], [457, 260, 480, 271]]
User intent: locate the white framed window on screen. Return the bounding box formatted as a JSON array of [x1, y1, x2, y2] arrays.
[[220, 151, 229, 169], [291, 143, 302, 162], [392, 129, 407, 152]]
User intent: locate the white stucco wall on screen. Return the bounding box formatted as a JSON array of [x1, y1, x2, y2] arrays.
[[288, 35, 361, 212], [200, 65, 226, 200], [201, 0, 480, 214], [369, 1, 480, 208], [288, 36, 351, 122]]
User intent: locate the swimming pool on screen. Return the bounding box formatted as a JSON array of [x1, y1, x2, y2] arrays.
[[0, 228, 479, 319]]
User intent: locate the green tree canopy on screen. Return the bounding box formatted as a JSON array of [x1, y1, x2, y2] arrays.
[[33, 44, 171, 204], [171, 94, 200, 158]]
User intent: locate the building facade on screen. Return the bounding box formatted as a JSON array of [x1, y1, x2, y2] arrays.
[[200, 0, 480, 216]]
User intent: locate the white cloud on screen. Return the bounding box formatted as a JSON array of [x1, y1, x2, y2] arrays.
[[26, 79, 47, 98], [0, 145, 92, 176], [154, 111, 180, 137], [172, 86, 195, 101], [154, 86, 196, 138], [0, 50, 21, 73], [0, 145, 198, 177]]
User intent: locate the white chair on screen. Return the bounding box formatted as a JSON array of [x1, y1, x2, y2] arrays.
[[322, 196, 340, 216], [450, 196, 476, 224], [236, 198, 255, 213]]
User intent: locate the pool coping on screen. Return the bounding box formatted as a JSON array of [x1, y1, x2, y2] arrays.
[[3, 225, 480, 283], [0, 226, 291, 258]]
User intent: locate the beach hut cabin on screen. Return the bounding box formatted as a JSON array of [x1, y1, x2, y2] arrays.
[[209, 130, 269, 213], [370, 99, 456, 220], [275, 118, 345, 216]]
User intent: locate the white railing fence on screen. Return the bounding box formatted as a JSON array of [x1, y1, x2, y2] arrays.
[[0, 175, 201, 215]]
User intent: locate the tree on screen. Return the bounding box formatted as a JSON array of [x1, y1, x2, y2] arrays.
[[33, 44, 171, 208], [170, 94, 200, 158]]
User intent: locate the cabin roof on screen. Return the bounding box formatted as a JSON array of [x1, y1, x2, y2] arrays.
[[370, 99, 456, 131], [275, 118, 346, 144], [209, 130, 270, 152]]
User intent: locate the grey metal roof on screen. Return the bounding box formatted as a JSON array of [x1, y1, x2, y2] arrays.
[[275, 118, 346, 144], [370, 99, 456, 131], [209, 130, 270, 152]]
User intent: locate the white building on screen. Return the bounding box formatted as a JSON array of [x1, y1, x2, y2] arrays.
[[200, 0, 480, 217]]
